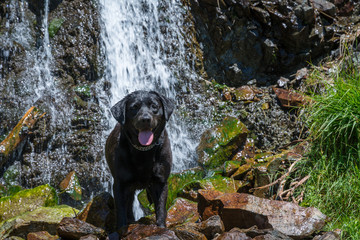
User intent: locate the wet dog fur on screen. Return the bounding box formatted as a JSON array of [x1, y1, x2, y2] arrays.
[[105, 90, 175, 229]]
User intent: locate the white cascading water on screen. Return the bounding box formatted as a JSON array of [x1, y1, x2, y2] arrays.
[[99, 0, 199, 219]]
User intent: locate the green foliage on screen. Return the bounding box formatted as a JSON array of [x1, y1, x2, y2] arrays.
[[299, 49, 360, 238], [48, 18, 65, 38]]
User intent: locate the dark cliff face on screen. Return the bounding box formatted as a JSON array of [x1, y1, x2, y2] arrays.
[[0, 0, 108, 201], [185, 0, 359, 87]]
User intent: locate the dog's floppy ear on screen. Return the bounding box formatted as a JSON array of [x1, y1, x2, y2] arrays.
[[151, 91, 176, 121], [110, 96, 128, 125]]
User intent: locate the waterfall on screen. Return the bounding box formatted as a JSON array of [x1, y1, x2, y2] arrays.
[[99, 0, 200, 218], [99, 0, 198, 172]]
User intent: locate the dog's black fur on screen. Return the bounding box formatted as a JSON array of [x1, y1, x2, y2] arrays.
[[105, 90, 175, 230]]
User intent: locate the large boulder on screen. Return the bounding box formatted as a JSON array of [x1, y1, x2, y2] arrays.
[[198, 191, 327, 238], [197, 116, 248, 169], [0, 184, 58, 222], [0, 205, 78, 239]]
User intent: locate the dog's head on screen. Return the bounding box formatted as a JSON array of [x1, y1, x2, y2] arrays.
[[111, 90, 175, 147]]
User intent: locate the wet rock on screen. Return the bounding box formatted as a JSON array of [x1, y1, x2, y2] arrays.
[[166, 198, 199, 228], [77, 192, 115, 233], [0, 184, 58, 222], [173, 226, 207, 240], [313, 231, 341, 240], [79, 235, 99, 240], [223, 160, 243, 177], [59, 171, 82, 201], [27, 231, 59, 240], [197, 189, 224, 221], [311, 0, 336, 17], [138, 168, 205, 213], [120, 224, 179, 240], [198, 215, 225, 239], [238, 226, 292, 239], [0, 107, 45, 170], [57, 217, 106, 240], [214, 228, 252, 240], [233, 86, 257, 102], [205, 192, 327, 238], [0, 205, 78, 239], [182, 175, 242, 201], [197, 116, 248, 169], [273, 87, 306, 108]]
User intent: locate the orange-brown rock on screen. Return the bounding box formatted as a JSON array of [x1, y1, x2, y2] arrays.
[[77, 192, 115, 232], [166, 198, 199, 228], [0, 107, 45, 168], [27, 231, 58, 240], [197, 189, 224, 221], [121, 224, 179, 240], [200, 192, 327, 238], [273, 88, 306, 108], [233, 86, 257, 102]]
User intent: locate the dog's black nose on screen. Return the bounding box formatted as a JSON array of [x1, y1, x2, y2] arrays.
[[140, 115, 151, 124]]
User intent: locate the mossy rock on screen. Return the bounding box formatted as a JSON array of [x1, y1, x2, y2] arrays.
[[48, 18, 65, 38], [0, 184, 58, 222], [138, 167, 205, 213], [0, 205, 78, 239], [197, 116, 248, 169], [181, 175, 243, 200]]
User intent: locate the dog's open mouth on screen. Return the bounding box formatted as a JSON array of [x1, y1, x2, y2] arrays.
[[138, 130, 154, 146]]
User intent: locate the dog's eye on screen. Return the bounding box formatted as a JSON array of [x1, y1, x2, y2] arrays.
[[151, 104, 159, 111], [130, 104, 140, 110]]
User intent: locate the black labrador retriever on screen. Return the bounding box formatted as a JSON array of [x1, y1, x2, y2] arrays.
[[105, 90, 175, 230]]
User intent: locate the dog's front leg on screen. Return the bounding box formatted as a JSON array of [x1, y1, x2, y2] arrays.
[[149, 182, 168, 227], [113, 181, 133, 230]]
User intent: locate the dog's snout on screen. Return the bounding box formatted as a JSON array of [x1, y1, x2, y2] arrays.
[[140, 114, 151, 124]]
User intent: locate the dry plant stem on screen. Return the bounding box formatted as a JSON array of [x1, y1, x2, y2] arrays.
[[278, 175, 310, 201], [250, 158, 301, 191]]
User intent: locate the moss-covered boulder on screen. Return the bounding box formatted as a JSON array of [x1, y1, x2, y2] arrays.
[[0, 205, 78, 239], [138, 168, 205, 213], [0, 184, 58, 222], [181, 175, 243, 202], [197, 116, 248, 169]]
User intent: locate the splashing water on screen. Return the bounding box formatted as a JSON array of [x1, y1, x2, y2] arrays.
[[99, 0, 198, 171], [99, 0, 200, 218]]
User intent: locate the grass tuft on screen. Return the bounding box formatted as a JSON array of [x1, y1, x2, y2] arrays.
[[298, 46, 360, 239]]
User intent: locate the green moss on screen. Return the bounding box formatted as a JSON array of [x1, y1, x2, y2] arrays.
[[197, 116, 248, 169], [0, 184, 58, 222], [48, 18, 65, 38], [0, 205, 78, 238], [74, 85, 91, 99], [137, 168, 205, 212], [182, 175, 242, 194]]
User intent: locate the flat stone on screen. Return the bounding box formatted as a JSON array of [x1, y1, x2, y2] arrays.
[[57, 217, 106, 240], [121, 224, 179, 240], [214, 228, 252, 240], [27, 231, 58, 240]]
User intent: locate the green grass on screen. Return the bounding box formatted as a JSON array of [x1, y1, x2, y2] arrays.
[[297, 51, 360, 239]]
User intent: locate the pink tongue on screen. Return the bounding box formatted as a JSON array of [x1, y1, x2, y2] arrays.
[[138, 131, 154, 146]]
